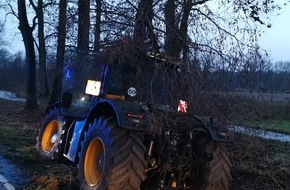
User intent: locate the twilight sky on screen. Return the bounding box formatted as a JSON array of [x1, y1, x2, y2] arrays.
[[258, 3, 290, 62]]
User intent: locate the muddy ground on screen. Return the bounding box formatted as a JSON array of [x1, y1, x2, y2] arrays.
[[0, 98, 289, 190]]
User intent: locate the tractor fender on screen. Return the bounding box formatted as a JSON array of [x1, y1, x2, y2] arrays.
[[45, 102, 62, 114], [64, 99, 150, 162], [84, 99, 149, 132], [193, 116, 232, 143]]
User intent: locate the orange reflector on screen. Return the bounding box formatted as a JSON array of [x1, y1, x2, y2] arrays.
[[105, 94, 125, 100], [171, 181, 177, 187]]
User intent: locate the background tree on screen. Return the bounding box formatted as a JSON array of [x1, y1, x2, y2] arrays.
[[17, 0, 38, 109], [133, 0, 157, 51], [47, 0, 67, 109], [29, 0, 49, 96], [77, 0, 90, 52], [93, 0, 101, 52], [30, 0, 49, 96]]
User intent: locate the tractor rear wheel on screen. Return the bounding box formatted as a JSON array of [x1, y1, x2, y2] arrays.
[[77, 117, 147, 190], [36, 107, 67, 160], [202, 141, 232, 190], [189, 133, 232, 190]]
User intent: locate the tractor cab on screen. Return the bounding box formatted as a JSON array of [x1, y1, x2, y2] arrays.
[[61, 49, 187, 118]]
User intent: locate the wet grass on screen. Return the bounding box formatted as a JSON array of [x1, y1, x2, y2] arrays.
[[228, 133, 290, 190], [245, 120, 290, 134], [0, 122, 44, 169], [0, 122, 36, 147], [24, 164, 78, 190]]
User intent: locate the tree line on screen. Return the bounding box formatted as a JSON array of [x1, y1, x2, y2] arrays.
[[0, 48, 289, 96]]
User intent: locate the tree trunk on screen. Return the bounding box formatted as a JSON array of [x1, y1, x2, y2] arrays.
[[78, 0, 90, 52], [17, 0, 38, 109], [164, 0, 193, 59], [94, 0, 101, 52], [47, 0, 67, 110], [179, 0, 192, 63], [164, 0, 178, 57], [133, 0, 158, 52], [76, 0, 90, 88], [37, 0, 49, 96]]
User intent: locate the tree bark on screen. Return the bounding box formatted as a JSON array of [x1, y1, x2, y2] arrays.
[[47, 0, 67, 110], [133, 0, 158, 52], [94, 0, 101, 52], [179, 0, 193, 63], [164, 0, 178, 57], [17, 0, 38, 109], [164, 0, 193, 59], [78, 0, 90, 52], [37, 0, 49, 96]]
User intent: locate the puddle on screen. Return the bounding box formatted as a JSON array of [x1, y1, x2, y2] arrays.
[[229, 125, 290, 142], [0, 154, 29, 189], [0, 91, 25, 102]]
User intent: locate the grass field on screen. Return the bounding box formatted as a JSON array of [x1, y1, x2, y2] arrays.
[[245, 120, 290, 134], [0, 122, 38, 160], [219, 91, 290, 129], [223, 91, 290, 106]]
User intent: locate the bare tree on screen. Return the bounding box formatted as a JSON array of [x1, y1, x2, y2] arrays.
[[30, 0, 49, 96], [77, 0, 90, 52], [47, 0, 67, 109], [133, 0, 157, 51], [94, 0, 101, 52], [17, 0, 38, 109]]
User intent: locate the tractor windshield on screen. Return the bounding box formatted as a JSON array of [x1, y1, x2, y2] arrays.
[[62, 52, 103, 109]]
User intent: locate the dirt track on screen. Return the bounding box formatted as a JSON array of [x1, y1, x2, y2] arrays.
[[0, 98, 289, 189]]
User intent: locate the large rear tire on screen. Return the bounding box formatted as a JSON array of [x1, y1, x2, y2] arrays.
[[202, 141, 232, 190], [36, 107, 67, 160], [78, 117, 147, 190], [190, 133, 232, 190]]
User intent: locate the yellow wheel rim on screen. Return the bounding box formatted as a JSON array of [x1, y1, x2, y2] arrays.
[[41, 120, 59, 152], [84, 137, 105, 187]]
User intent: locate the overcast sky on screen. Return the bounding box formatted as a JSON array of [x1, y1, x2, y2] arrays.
[[1, 1, 290, 63], [258, 3, 290, 62]]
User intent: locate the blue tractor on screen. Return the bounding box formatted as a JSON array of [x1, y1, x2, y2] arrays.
[[36, 46, 232, 190]]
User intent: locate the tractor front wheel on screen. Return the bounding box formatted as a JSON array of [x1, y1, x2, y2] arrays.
[[36, 107, 67, 160]]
